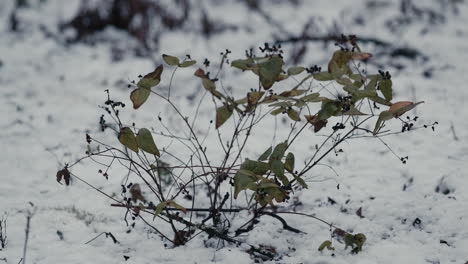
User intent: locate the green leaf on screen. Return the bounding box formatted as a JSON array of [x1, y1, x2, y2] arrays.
[[318, 100, 340, 120], [241, 159, 270, 175], [344, 233, 366, 254], [269, 101, 293, 108], [136, 128, 160, 156], [379, 79, 393, 101], [154, 201, 168, 218], [336, 77, 353, 86], [318, 240, 335, 252], [258, 146, 273, 161], [234, 169, 257, 199], [341, 107, 368, 116], [269, 141, 289, 186], [130, 87, 151, 109], [287, 109, 301, 121], [285, 152, 295, 172], [287, 66, 305, 76], [167, 200, 187, 213], [257, 55, 283, 90], [292, 174, 308, 188], [270, 108, 284, 115], [118, 127, 139, 153], [365, 74, 381, 91], [271, 160, 288, 185], [215, 105, 233, 129], [369, 95, 392, 106], [270, 141, 288, 160], [231, 58, 255, 70], [300, 93, 320, 102], [313, 72, 334, 81], [373, 110, 394, 135], [137, 65, 163, 89], [202, 78, 216, 92], [162, 54, 180, 66], [178, 60, 196, 68]]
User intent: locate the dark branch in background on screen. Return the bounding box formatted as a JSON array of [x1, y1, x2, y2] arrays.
[[0, 214, 7, 250], [274, 34, 428, 62]]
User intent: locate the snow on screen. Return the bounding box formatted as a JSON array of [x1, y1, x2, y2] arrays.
[[1, 0, 467, 263]]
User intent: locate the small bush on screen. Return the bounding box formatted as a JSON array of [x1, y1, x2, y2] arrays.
[[60, 35, 429, 260]]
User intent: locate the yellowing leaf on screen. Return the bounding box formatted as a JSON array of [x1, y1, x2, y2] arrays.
[[179, 60, 196, 68], [247, 91, 265, 106], [287, 66, 305, 76], [287, 109, 301, 121], [162, 54, 180, 66], [118, 127, 139, 153], [167, 200, 187, 213], [389, 101, 424, 117], [313, 71, 334, 81], [136, 128, 160, 156]]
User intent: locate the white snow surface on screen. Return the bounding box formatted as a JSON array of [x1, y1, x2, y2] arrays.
[[0, 0, 467, 263]]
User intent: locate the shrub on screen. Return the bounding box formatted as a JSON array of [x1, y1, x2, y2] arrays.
[[59, 35, 427, 260]]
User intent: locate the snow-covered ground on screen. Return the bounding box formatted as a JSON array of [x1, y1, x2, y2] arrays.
[[1, 0, 467, 263]]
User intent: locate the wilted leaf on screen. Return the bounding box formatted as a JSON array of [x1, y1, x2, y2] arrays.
[[118, 127, 139, 152], [287, 66, 305, 76], [287, 109, 301, 121], [136, 128, 160, 156], [137, 65, 163, 89], [305, 115, 328, 132], [130, 183, 146, 202], [285, 152, 295, 172], [162, 54, 180, 66], [216, 105, 233, 129], [247, 91, 264, 106], [318, 240, 335, 252], [379, 79, 393, 101], [258, 146, 273, 161], [194, 68, 207, 78], [56, 167, 71, 186], [389, 101, 424, 117], [178, 60, 196, 68], [351, 52, 372, 60]]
